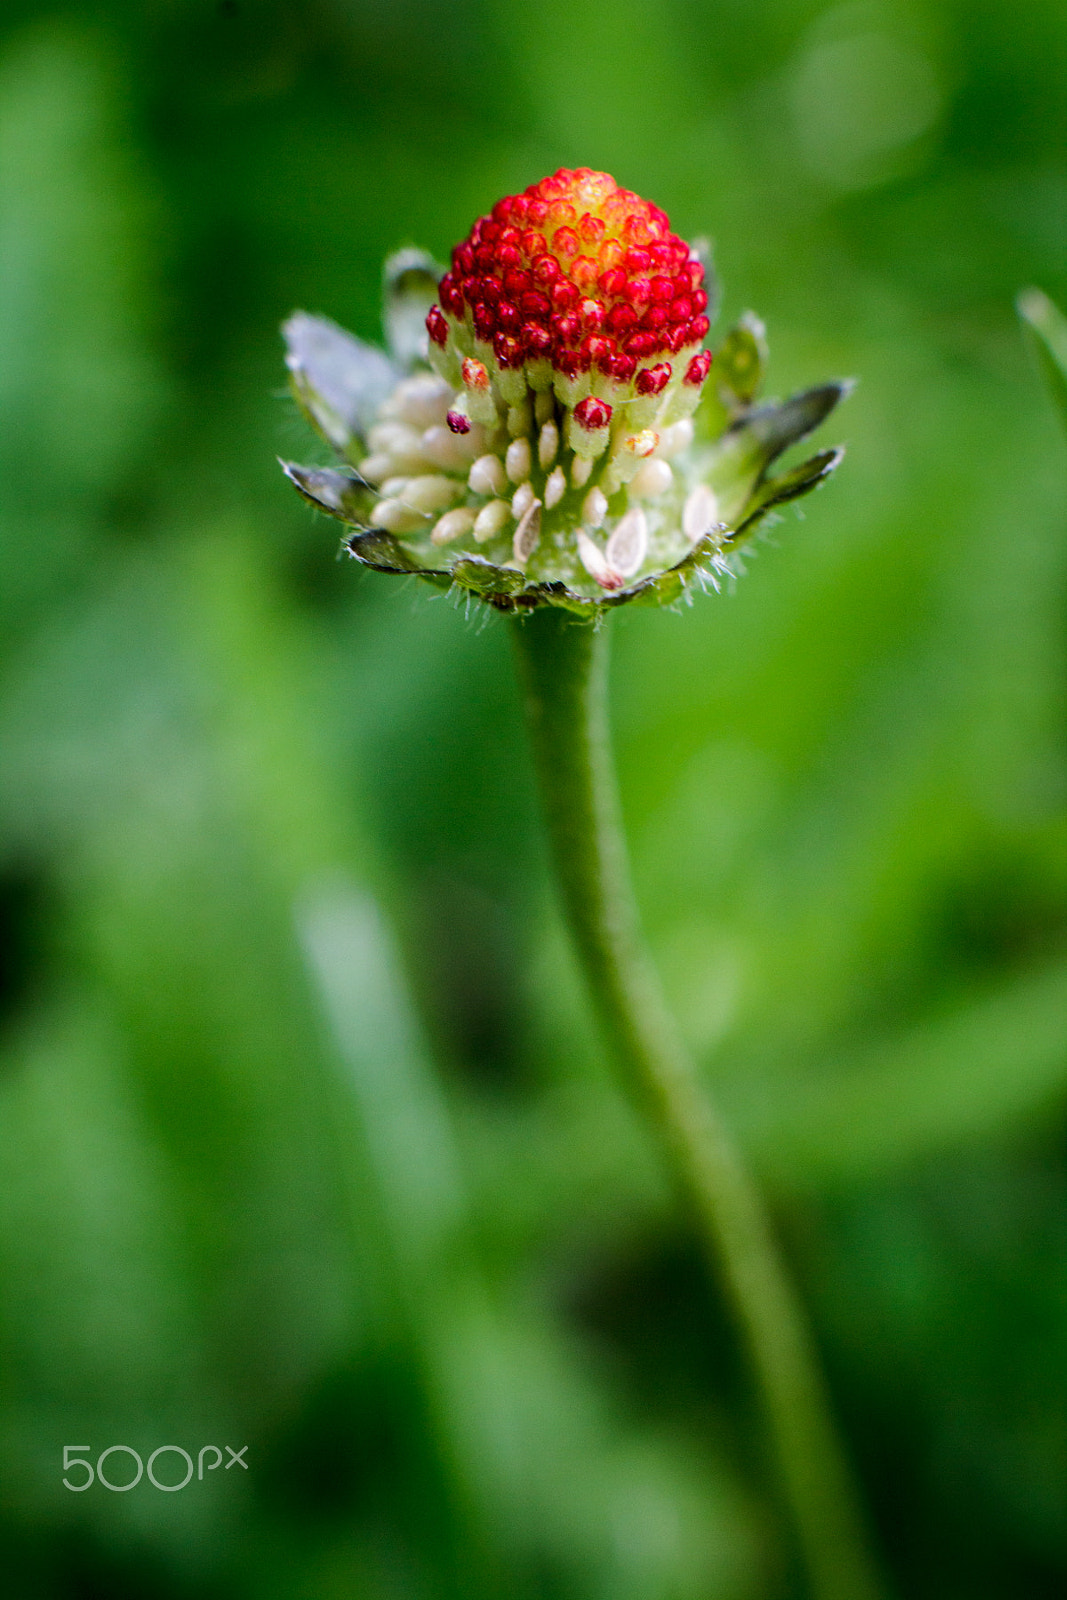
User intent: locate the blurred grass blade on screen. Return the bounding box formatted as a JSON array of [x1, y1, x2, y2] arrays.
[[737, 957, 1067, 1190], [297, 880, 465, 1274], [1017, 287, 1067, 432]]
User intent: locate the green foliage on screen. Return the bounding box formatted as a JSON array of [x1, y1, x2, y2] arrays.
[[1019, 288, 1067, 433], [0, 3, 1064, 1598]]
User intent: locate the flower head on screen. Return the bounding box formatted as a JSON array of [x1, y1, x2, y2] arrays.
[[281, 169, 850, 614]]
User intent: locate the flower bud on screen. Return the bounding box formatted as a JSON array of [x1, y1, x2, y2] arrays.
[[282, 172, 851, 615]]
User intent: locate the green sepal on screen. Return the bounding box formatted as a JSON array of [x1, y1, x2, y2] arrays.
[[733, 448, 845, 541], [280, 461, 371, 523], [601, 530, 728, 612], [731, 380, 852, 466], [451, 557, 529, 599], [695, 312, 769, 439], [715, 312, 769, 410], [283, 312, 400, 461], [383, 248, 445, 370], [339, 521, 730, 617], [703, 380, 852, 524], [344, 528, 450, 583]]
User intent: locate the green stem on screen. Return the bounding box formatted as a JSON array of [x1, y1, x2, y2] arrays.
[[512, 606, 885, 1600]]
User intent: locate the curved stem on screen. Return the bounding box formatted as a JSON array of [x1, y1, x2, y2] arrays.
[[512, 606, 885, 1600]]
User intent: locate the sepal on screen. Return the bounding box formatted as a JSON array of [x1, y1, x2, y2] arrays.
[[283, 312, 399, 459], [695, 312, 768, 438], [702, 380, 852, 525], [383, 248, 446, 370], [279, 461, 372, 522], [733, 448, 845, 539], [341, 523, 732, 618], [714, 312, 769, 411]]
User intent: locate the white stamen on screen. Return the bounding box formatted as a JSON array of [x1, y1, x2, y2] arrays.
[[422, 424, 481, 470], [544, 466, 567, 508], [368, 421, 422, 457], [372, 497, 427, 535], [511, 481, 535, 520], [630, 459, 673, 498], [473, 498, 511, 542], [683, 484, 720, 543], [571, 455, 593, 488], [582, 486, 608, 528], [538, 420, 559, 470], [386, 373, 452, 428], [658, 419, 694, 459], [512, 498, 542, 565], [359, 454, 394, 486], [431, 506, 476, 545], [402, 474, 462, 513], [468, 453, 507, 497], [605, 507, 648, 578], [505, 437, 532, 483]]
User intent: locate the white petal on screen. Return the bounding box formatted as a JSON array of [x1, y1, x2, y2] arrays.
[[512, 499, 542, 564], [368, 420, 422, 456], [511, 481, 536, 520], [658, 419, 694, 459], [582, 486, 608, 528], [683, 485, 720, 543], [576, 529, 612, 583], [538, 420, 559, 470], [386, 373, 452, 428], [544, 466, 567, 508], [422, 423, 482, 469], [402, 474, 462, 513], [505, 437, 532, 483], [473, 499, 512, 542], [372, 497, 427, 535], [605, 508, 648, 578], [468, 453, 507, 496], [359, 454, 394, 486], [431, 507, 476, 545], [630, 459, 673, 498]]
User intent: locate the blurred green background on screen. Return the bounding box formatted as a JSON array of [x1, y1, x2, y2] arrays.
[[0, 1, 1064, 1596]]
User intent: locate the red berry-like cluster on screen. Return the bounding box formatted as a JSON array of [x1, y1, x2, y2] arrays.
[[426, 168, 711, 386]]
